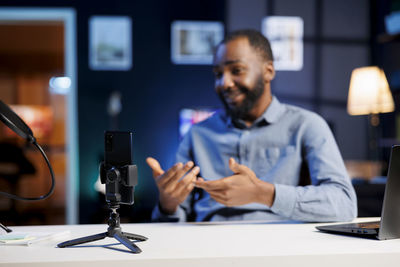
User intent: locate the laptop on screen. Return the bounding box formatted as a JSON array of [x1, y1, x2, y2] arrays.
[[316, 145, 400, 240]]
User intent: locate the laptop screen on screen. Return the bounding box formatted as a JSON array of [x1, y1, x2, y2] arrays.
[[378, 145, 400, 240]]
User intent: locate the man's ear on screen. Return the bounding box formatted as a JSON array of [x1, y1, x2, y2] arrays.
[[263, 61, 275, 82]]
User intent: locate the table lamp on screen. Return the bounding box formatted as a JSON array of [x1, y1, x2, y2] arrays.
[[347, 66, 395, 160]]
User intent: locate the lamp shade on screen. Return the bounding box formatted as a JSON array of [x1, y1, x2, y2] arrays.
[[347, 66, 395, 115]]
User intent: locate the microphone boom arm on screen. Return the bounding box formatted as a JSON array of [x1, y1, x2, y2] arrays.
[[0, 100, 55, 201]]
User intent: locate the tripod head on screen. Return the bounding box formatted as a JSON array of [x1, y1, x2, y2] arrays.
[[99, 162, 137, 205]]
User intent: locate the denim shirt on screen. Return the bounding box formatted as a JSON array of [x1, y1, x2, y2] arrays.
[[152, 96, 357, 222]]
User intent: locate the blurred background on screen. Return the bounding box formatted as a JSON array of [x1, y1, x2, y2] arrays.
[[0, 0, 399, 225]]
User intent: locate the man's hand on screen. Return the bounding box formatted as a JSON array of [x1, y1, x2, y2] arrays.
[[195, 158, 275, 207], [146, 157, 200, 215]]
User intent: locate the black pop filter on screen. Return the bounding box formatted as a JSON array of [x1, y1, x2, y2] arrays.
[[0, 100, 34, 143]]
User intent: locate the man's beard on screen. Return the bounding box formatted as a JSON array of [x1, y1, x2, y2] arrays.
[[218, 76, 265, 121]]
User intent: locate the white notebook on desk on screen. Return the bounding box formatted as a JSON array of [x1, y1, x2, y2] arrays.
[[0, 230, 70, 245]]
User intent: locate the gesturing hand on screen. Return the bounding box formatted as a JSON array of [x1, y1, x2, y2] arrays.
[[195, 158, 275, 207], [146, 157, 200, 214]]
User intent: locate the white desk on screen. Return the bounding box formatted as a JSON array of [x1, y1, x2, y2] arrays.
[[1, 218, 400, 267]]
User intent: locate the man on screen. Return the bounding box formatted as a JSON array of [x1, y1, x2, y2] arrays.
[[147, 29, 357, 222]]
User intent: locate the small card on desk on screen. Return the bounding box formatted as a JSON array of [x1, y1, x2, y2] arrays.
[[0, 230, 70, 245]]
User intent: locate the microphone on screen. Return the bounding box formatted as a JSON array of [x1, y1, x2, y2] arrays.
[[0, 100, 55, 201], [0, 100, 35, 143]]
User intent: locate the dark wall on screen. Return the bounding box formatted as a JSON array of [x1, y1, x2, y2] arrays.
[[373, 0, 400, 160]]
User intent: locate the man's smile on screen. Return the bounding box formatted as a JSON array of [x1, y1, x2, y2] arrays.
[[223, 90, 245, 106]]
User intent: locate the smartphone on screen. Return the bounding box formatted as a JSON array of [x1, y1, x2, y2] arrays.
[[104, 131, 135, 205], [105, 131, 132, 167]]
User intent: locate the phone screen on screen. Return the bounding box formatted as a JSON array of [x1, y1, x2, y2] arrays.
[[104, 131, 134, 205]]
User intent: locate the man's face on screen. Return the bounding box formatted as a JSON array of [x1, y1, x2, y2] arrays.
[[213, 37, 273, 121]]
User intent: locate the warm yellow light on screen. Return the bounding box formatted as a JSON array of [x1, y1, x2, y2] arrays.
[[347, 66, 395, 115]]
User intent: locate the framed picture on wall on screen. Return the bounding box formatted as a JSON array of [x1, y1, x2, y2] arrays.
[[171, 21, 224, 65], [262, 16, 304, 71], [89, 16, 132, 71]]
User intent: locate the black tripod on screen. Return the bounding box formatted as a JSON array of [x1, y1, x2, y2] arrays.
[[57, 204, 147, 253]]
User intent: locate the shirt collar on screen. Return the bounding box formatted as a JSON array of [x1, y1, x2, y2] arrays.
[[262, 96, 285, 124]]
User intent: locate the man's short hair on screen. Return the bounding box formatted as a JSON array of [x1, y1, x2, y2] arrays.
[[219, 29, 274, 62]]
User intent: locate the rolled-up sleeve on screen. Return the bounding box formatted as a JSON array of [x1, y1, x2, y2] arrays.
[[271, 114, 357, 222]]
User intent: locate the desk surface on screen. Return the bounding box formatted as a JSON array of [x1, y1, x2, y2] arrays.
[[1, 218, 400, 267]]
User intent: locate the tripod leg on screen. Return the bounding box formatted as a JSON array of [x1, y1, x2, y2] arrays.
[[57, 232, 107, 248], [122, 231, 148, 241], [114, 232, 142, 253]]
